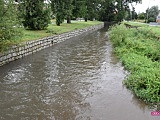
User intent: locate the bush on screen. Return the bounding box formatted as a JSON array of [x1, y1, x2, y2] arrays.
[[148, 17, 156, 23], [0, 0, 22, 41], [0, 25, 22, 41], [109, 24, 129, 47]]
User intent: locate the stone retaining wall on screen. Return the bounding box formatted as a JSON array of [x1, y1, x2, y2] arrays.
[[0, 23, 104, 66]]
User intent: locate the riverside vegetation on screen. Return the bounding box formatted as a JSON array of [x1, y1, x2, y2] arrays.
[[109, 23, 160, 103]]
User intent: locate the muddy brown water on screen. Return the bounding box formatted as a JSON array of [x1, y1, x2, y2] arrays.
[[0, 28, 159, 120]]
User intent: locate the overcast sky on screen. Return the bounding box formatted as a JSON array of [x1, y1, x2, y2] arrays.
[[132, 0, 160, 13]]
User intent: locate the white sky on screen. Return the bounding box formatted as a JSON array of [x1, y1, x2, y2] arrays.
[[131, 0, 160, 13]]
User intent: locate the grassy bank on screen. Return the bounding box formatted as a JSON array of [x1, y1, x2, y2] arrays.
[[109, 23, 160, 103], [0, 21, 102, 52], [124, 21, 160, 37], [123, 21, 148, 27]]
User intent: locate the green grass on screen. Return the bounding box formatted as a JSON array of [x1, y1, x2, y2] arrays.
[[123, 21, 148, 27], [109, 23, 160, 103], [21, 21, 102, 42], [124, 21, 160, 38], [134, 19, 146, 23], [0, 20, 102, 52]]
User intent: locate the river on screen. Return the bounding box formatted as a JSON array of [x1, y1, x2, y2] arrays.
[[0, 27, 159, 120]]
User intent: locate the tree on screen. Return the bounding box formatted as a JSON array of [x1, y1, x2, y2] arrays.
[[0, 0, 22, 41], [134, 11, 138, 19], [64, 0, 73, 23], [97, 0, 142, 21], [22, 0, 50, 30], [86, 0, 100, 21], [51, 0, 65, 26], [51, 0, 74, 25], [79, 1, 88, 21], [147, 6, 159, 22], [98, 0, 114, 21], [115, 0, 125, 22], [138, 12, 145, 20], [73, 0, 143, 22], [72, 0, 99, 22], [124, 6, 131, 20], [72, 0, 87, 21]]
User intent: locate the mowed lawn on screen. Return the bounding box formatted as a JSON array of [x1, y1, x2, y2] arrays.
[[21, 20, 103, 42], [0, 20, 103, 52]]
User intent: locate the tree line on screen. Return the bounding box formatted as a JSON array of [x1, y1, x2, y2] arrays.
[[0, 0, 141, 41], [137, 6, 159, 23]]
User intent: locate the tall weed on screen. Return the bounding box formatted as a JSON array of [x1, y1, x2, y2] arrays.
[[109, 24, 129, 47]]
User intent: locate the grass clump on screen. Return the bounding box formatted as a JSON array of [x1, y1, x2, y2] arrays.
[[109, 23, 160, 103]]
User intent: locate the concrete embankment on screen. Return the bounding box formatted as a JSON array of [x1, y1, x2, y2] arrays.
[[0, 23, 104, 66]]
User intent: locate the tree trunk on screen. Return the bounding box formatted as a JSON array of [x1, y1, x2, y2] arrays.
[[67, 16, 71, 23], [85, 17, 88, 22]]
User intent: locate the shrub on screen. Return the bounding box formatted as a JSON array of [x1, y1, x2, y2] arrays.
[[148, 17, 156, 23], [0, 0, 22, 41], [109, 24, 129, 47]]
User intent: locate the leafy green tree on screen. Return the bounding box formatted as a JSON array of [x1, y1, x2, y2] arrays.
[[134, 11, 138, 19], [86, 0, 99, 21], [51, 0, 74, 25], [138, 12, 145, 20], [72, 0, 87, 21], [0, 0, 22, 41], [79, 1, 87, 21], [22, 0, 50, 30], [147, 6, 159, 22], [51, 0, 65, 26], [98, 0, 113, 21], [64, 0, 73, 23], [124, 6, 131, 20], [73, 0, 99, 22], [71, 0, 142, 22], [98, 0, 142, 22], [115, 0, 125, 22]]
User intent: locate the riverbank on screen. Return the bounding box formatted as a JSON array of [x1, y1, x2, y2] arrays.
[[0, 21, 103, 53], [0, 22, 104, 66], [109, 23, 160, 103], [1, 23, 157, 120]]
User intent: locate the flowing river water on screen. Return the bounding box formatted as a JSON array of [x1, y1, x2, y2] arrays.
[[0, 27, 159, 120]]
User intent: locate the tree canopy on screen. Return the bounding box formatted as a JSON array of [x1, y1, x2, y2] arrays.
[[51, 0, 142, 25], [0, 0, 143, 40], [147, 5, 159, 22], [22, 0, 51, 30]]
